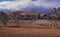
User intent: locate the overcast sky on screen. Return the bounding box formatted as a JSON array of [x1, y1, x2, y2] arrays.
[[0, 0, 60, 12]]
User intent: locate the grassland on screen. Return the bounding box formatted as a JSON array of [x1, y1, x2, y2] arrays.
[[0, 24, 60, 37]]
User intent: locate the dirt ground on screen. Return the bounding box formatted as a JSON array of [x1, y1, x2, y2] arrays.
[[0, 27, 60, 37]]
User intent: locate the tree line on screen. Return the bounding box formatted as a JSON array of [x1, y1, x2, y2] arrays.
[[0, 7, 60, 27]]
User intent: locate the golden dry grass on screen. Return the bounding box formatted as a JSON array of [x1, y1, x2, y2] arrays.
[[0, 24, 55, 28], [0, 27, 60, 37], [0, 24, 60, 37]]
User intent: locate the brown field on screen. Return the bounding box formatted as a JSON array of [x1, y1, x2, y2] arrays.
[[0, 24, 60, 37]]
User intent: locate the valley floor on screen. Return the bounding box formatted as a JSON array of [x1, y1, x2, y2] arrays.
[[0, 27, 60, 37]]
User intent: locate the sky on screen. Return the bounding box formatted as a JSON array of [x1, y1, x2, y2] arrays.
[[0, 0, 60, 12]]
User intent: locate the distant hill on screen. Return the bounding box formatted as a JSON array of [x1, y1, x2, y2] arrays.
[[0, 7, 53, 14]]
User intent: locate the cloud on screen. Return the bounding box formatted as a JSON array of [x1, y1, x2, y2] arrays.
[[0, 0, 60, 12], [0, 0, 32, 11]]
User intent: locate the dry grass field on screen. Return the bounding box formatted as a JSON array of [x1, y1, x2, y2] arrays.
[[0, 24, 60, 37], [0, 27, 60, 37]]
